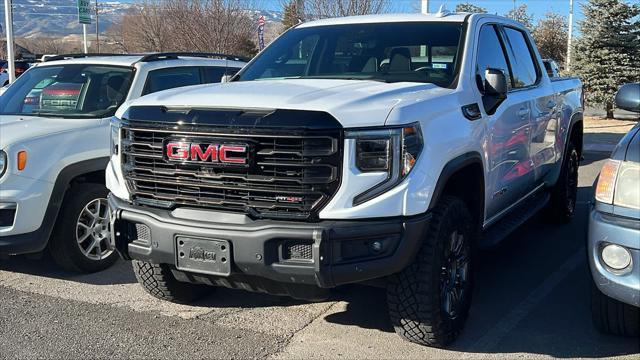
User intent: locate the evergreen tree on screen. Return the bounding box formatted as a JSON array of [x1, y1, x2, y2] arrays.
[[282, 1, 302, 31], [237, 36, 259, 58], [572, 0, 640, 118], [455, 3, 487, 14], [533, 12, 568, 66], [506, 4, 534, 29]]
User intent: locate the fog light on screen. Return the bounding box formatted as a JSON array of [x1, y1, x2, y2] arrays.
[[601, 244, 632, 270]]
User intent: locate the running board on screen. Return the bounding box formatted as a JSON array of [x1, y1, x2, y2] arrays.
[[479, 192, 550, 249]]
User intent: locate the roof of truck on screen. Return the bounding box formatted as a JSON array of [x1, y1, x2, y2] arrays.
[[33, 53, 247, 68], [297, 12, 471, 28]]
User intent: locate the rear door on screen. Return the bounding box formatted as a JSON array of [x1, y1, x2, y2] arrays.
[[500, 27, 558, 184], [475, 23, 534, 220]]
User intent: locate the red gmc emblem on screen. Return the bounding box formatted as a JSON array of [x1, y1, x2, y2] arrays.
[[165, 142, 248, 165]]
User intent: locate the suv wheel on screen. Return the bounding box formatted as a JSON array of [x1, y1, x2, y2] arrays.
[[133, 260, 210, 304], [547, 141, 579, 223], [49, 183, 118, 273], [387, 195, 474, 347], [591, 281, 639, 337]]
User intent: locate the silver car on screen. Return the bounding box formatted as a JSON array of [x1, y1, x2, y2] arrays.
[[589, 83, 640, 337]]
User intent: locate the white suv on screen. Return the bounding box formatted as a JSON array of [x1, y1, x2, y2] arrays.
[[0, 53, 246, 272]]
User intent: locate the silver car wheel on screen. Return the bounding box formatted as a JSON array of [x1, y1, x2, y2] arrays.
[[76, 198, 113, 261]]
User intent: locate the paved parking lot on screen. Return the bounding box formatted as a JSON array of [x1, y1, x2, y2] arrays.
[[1, 150, 639, 359]]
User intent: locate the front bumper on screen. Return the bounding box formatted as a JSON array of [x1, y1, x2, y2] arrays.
[[0, 175, 54, 255], [588, 208, 640, 307], [109, 195, 430, 298]]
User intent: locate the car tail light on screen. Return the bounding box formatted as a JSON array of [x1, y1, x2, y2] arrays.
[[595, 159, 620, 204]]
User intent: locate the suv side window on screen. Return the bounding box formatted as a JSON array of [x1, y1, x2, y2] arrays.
[[502, 27, 539, 88], [143, 66, 201, 95], [475, 24, 511, 93], [203, 67, 242, 83]]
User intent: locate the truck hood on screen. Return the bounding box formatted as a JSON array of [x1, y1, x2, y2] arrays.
[[121, 79, 450, 128], [0, 115, 100, 149]]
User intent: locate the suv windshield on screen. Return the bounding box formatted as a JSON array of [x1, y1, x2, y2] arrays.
[[0, 64, 134, 118], [237, 22, 464, 87]]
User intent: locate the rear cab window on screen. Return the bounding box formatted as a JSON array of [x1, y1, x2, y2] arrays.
[[501, 27, 540, 89]]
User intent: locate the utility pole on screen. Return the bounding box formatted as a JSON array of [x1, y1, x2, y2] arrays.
[[567, 0, 574, 71], [295, 0, 304, 21], [421, 0, 429, 14], [95, 0, 100, 53], [3, 0, 15, 83]]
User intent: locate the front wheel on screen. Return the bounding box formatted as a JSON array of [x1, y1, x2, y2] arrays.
[[133, 260, 210, 304], [49, 183, 118, 273], [387, 195, 474, 347], [591, 281, 639, 337]]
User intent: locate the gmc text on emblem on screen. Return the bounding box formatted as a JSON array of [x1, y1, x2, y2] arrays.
[[165, 142, 248, 165]]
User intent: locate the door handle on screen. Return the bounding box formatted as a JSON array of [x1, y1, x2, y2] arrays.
[[518, 108, 530, 118]]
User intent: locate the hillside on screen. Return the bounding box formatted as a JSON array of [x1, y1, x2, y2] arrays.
[[0, 0, 282, 38]]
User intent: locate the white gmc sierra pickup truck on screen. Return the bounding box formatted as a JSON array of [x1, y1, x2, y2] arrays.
[[107, 13, 583, 347]]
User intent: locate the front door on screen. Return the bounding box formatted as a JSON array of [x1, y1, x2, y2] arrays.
[[475, 24, 535, 220]]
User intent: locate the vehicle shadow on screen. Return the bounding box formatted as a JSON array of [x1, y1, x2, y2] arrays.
[[0, 255, 137, 285], [321, 185, 639, 357]]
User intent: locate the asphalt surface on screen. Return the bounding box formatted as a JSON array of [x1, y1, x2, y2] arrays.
[[1, 150, 639, 359]]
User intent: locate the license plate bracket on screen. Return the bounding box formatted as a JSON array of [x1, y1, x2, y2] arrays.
[[175, 237, 231, 276]]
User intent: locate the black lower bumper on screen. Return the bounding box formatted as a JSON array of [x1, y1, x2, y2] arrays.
[[0, 228, 49, 256], [109, 195, 430, 298]]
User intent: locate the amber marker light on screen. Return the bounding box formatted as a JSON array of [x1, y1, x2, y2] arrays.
[[17, 151, 28, 171], [595, 159, 621, 204]]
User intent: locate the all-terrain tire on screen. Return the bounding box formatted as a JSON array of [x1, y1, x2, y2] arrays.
[[591, 281, 639, 337], [49, 183, 118, 273], [132, 260, 210, 304], [547, 142, 579, 223], [387, 195, 474, 347]]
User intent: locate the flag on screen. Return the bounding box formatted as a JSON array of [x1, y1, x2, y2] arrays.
[[257, 16, 265, 51]]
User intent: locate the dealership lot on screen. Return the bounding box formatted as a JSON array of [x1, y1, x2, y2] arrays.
[[0, 148, 638, 359]]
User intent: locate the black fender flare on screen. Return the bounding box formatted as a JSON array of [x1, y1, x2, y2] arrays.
[[427, 151, 485, 211], [547, 112, 583, 187]]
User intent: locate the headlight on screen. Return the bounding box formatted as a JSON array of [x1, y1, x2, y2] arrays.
[[0, 150, 6, 178], [614, 162, 640, 209], [595, 159, 640, 209], [347, 123, 423, 205], [110, 117, 121, 155]]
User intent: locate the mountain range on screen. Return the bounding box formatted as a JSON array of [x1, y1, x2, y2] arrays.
[[1, 0, 283, 38]]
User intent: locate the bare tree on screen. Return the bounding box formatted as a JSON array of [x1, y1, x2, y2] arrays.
[[305, 0, 389, 19], [532, 12, 568, 66]]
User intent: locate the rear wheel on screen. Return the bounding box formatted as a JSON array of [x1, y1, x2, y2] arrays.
[[133, 260, 210, 304], [547, 141, 579, 223], [49, 183, 118, 273], [591, 281, 639, 337], [387, 196, 474, 347]]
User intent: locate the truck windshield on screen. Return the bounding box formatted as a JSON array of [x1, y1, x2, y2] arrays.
[[237, 22, 464, 87], [0, 64, 134, 118]]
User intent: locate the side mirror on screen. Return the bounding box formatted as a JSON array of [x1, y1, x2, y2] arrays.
[[221, 74, 233, 83], [615, 83, 640, 113], [484, 68, 508, 99]]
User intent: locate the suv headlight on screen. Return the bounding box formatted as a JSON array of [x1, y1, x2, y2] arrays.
[[0, 150, 7, 178], [595, 159, 640, 209], [347, 123, 423, 205]]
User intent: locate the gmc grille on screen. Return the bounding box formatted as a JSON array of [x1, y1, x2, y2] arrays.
[[121, 127, 342, 220]]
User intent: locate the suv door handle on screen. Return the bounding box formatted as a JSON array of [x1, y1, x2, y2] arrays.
[[518, 108, 530, 118]]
